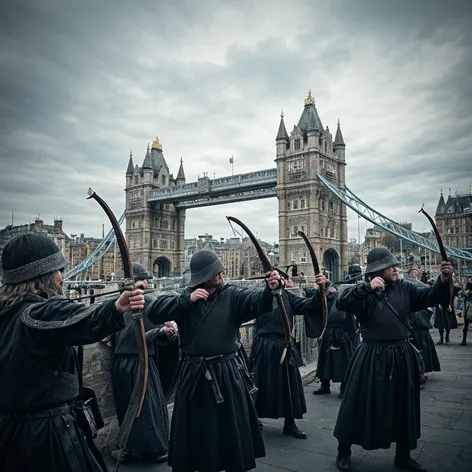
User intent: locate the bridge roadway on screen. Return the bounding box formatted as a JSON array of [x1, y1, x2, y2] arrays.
[[107, 329, 472, 472]]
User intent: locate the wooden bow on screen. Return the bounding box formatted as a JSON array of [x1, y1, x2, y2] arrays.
[[297, 230, 328, 340], [226, 216, 291, 364], [87, 188, 149, 471], [419, 204, 453, 311]]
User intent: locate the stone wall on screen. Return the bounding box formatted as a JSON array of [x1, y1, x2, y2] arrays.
[[83, 341, 119, 456]]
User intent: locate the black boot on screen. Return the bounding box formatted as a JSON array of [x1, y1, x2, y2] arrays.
[[445, 331, 450, 343], [313, 381, 331, 395], [460, 331, 468, 346], [336, 443, 352, 471], [437, 332, 444, 345], [283, 419, 307, 439]]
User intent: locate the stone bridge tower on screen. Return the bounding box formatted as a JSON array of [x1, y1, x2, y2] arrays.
[[125, 137, 186, 277], [275, 91, 348, 280]]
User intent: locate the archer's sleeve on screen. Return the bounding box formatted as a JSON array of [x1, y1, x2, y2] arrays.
[[144, 292, 192, 324], [24, 299, 125, 346], [234, 286, 274, 324], [336, 282, 374, 322], [407, 277, 451, 313], [286, 290, 323, 315]]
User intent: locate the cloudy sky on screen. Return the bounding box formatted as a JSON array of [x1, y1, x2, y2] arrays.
[[1, 0, 471, 246]]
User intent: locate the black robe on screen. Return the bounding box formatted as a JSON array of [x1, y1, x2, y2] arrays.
[[249, 290, 323, 420], [410, 308, 440, 373], [316, 291, 357, 383], [0, 296, 124, 472], [111, 310, 171, 457], [333, 277, 449, 451], [145, 283, 273, 472]]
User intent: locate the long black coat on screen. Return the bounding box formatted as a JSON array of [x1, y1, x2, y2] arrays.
[[111, 312, 172, 456], [410, 309, 440, 373], [146, 284, 273, 472], [333, 277, 449, 451], [316, 291, 357, 383], [0, 296, 124, 472], [249, 290, 324, 420]]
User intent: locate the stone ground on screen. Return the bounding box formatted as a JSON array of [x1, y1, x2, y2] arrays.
[[107, 328, 472, 472]]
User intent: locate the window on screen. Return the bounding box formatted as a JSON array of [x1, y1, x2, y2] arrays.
[[293, 200, 299, 210], [287, 202, 291, 210], [330, 228, 335, 238], [294, 138, 301, 151], [321, 199, 325, 211], [161, 219, 169, 229], [153, 239, 157, 248], [300, 199, 306, 209], [161, 240, 168, 249], [329, 201, 334, 212], [162, 175, 167, 185]]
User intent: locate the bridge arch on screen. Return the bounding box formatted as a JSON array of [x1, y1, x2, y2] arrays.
[[323, 249, 339, 282], [153, 256, 172, 278]]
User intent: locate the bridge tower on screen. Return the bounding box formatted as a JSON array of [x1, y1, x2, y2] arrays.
[[125, 138, 186, 277], [275, 91, 348, 280]]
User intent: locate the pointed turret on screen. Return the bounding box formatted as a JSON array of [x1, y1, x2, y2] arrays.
[[126, 151, 134, 174], [276, 111, 289, 142], [297, 90, 323, 135], [334, 119, 346, 148], [176, 157, 186, 184], [143, 143, 152, 169], [435, 190, 446, 216]]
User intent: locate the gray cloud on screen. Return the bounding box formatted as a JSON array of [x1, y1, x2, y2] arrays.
[[0, 0, 471, 248]]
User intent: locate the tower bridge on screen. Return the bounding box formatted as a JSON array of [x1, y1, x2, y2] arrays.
[[148, 168, 277, 208], [125, 90, 348, 279], [125, 91, 348, 279]]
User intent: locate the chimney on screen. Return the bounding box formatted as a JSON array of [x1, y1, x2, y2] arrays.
[[54, 219, 63, 231], [35, 218, 43, 232]]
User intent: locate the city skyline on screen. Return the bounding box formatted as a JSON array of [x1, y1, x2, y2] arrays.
[[0, 0, 471, 245]]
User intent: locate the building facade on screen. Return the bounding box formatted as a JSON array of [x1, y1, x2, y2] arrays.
[[275, 91, 348, 280], [435, 190, 472, 250]]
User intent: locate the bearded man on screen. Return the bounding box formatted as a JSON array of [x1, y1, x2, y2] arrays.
[[333, 247, 452, 472], [0, 233, 144, 472], [143, 249, 283, 472]]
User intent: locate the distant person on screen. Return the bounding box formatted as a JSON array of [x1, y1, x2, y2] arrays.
[[460, 276, 472, 346], [0, 234, 144, 472]]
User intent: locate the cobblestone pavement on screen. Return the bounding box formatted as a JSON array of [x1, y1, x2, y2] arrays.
[[108, 328, 472, 472]]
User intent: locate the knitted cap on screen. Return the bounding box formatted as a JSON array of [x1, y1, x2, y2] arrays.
[[364, 247, 400, 275], [132, 262, 153, 281], [1, 233, 68, 285]]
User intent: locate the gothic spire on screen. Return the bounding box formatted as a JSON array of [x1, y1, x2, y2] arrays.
[[126, 151, 134, 174], [435, 190, 446, 216], [142, 143, 152, 169], [177, 157, 186, 181], [276, 110, 289, 141], [334, 119, 346, 148]]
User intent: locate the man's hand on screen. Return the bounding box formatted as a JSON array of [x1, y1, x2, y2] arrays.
[[115, 289, 145, 313], [135, 279, 149, 290], [190, 288, 209, 302], [266, 270, 281, 290], [440, 261, 453, 281], [370, 277, 385, 292], [314, 272, 327, 287]]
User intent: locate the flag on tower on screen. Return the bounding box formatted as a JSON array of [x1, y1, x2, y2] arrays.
[[229, 156, 234, 164]]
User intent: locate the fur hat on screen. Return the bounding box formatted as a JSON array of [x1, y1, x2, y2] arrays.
[[1, 233, 68, 285], [132, 262, 153, 281]]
